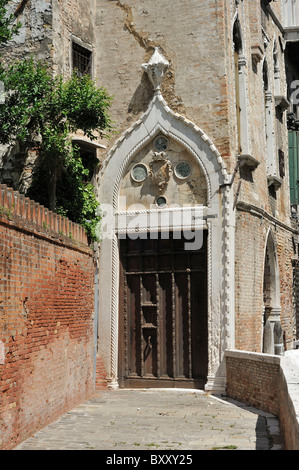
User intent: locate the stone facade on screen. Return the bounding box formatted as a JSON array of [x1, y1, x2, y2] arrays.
[[1, 0, 298, 392]]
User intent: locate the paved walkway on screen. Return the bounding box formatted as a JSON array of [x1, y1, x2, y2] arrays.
[[14, 389, 284, 451]]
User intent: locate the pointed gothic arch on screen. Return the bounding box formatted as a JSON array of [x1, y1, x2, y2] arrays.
[[262, 228, 283, 355], [96, 50, 234, 392], [232, 15, 251, 157]]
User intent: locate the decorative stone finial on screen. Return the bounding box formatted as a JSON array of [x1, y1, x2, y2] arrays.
[[142, 47, 169, 92]]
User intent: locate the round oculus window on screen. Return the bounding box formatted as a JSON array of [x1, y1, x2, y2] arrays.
[[131, 163, 148, 182], [154, 135, 169, 152], [174, 161, 191, 179], [155, 196, 167, 208]]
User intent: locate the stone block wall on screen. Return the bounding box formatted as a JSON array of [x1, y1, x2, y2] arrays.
[[0, 184, 95, 450], [1, 0, 53, 65], [278, 352, 299, 450]]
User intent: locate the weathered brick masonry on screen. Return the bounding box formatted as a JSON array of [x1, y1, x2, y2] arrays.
[[226, 351, 280, 415], [0, 0, 297, 392], [235, 209, 295, 351], [0, 184, 96, 450], [225, 350, 299, 449]]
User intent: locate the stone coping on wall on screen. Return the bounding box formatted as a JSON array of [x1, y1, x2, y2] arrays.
[[0, 183, 89, 248], [225, 349, 282, 365]]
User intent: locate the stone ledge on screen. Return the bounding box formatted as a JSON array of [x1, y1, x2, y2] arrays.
[[267, 174, 282, 190], [274, 95, 290, 111], [238, 154, 260, 170], [225, 349, 281, 365]]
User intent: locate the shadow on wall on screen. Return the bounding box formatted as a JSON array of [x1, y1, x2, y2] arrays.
[[128, 73, 154, 115]]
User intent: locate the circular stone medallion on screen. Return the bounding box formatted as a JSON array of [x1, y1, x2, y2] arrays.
[[155, 196, 167, 208], [131, 163, 148, 182], [174, 161, 191, 179], [154, 135, 169, 152]]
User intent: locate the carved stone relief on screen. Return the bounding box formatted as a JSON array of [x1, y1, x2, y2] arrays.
[[148, 151, 172, 193], [119, 135, 208, 210]]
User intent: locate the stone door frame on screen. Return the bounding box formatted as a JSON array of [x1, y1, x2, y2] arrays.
[[96, 92, 235, 392]]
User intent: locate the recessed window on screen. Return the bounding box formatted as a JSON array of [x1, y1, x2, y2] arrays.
[[131, 163, 148, 182], [174, 161, 191, 179], [155, 196, 167, 208], [154, 135, 169, 152], [72, 142, 98, 181], [72, 42, 92, 77]]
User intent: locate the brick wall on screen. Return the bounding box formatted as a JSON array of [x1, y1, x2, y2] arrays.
[[225, 349, 299, 450], [234, 210, 264, 352], [235, 207, 295, 352], [0, 184, 96, 450], [225, 350, 281, 415]]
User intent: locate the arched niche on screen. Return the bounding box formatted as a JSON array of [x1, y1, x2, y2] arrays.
[[262, 229, 283, 355], [232, 16, 251, 158]]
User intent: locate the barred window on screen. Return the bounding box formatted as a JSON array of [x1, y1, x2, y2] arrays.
[[72, 42, 92, 77]]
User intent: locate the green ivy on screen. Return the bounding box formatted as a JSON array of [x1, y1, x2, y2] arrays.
[[56, 146, 101, 242]]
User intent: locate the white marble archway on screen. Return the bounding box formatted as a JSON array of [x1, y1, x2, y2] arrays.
[[96, 50, 235, 392]]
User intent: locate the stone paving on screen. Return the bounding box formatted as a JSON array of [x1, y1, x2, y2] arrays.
[[14, 388, 284, 451]]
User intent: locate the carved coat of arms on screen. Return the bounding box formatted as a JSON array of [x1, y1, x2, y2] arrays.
[[149, 151, 172, 193]]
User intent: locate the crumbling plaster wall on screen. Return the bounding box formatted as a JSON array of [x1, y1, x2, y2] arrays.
[[2, 0, 53, 64], [51, 0, 96, 78], [95, 0, 234, 170], [0, 0, 54, 191], [0, 0, 98, 191]]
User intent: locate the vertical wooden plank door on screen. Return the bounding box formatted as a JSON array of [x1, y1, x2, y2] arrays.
[[118, 231, 208, 389]]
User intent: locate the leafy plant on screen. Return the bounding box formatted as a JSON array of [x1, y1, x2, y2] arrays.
[[0, 0, 21, 45], [0, 58, 113, 241]]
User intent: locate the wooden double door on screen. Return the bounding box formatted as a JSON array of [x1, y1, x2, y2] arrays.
[[118, 231, 208, 389]]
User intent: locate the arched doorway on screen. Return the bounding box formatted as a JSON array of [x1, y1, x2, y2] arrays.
[[96, 49, 233, 392], [117, 134, 209, 388], [262, 230, 283, 355]]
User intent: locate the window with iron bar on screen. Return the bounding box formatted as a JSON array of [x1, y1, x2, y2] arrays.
[[72, 42, 92, 77]]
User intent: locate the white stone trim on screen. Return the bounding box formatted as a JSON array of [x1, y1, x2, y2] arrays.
[[97, 91, 233, 392], [225, 349, 281, 365]]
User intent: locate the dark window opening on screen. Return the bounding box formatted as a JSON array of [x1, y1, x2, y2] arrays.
[[72, 42, 92, 77], [263, 60, 269, 91], [233, 18, 242, 154], [233, 19, 242, 54], [72, 143, 98, 180], [80, 149, 98, 180]]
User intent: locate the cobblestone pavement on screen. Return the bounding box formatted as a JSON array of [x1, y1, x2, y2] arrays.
[[14, 389, 284, 451]]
